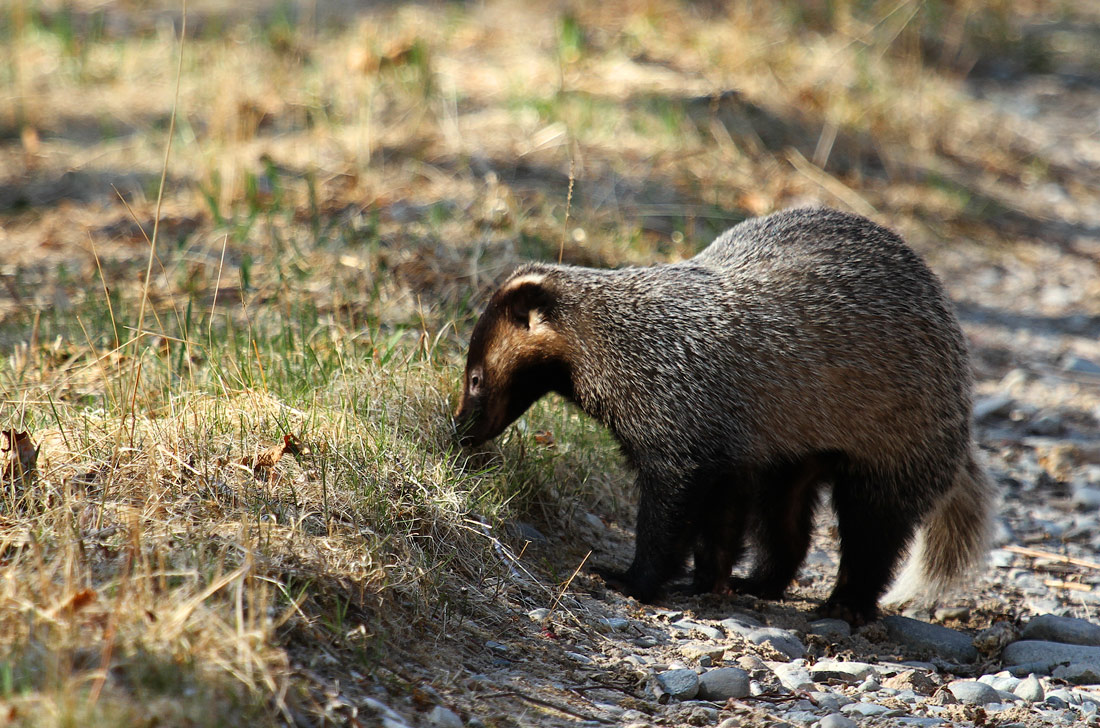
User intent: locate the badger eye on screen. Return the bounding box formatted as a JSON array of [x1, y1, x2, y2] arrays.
[[470, 374, 481, 389]]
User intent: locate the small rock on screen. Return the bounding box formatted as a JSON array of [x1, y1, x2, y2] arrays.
[[1023, 614, 1100, 646], [565, 651, 593, 664], [809, 619, 851, 639], [427, 706, 464, 728], [1065, 356, 1100, 376], [597, 617, 630, 632], [737, 654, 767, 673], [882, 615, 978, 663], [1074, 487, 1100, 510], [772, 660, 815, 691], [990, 548, 1016, 568], [883, 669, 938, 696], [948, 679, 1002, 705], [841, 702, 895, 717], [746, 627, 805, 659], [810, 659, 877, 683], [974, 393, 1015, 420], [819, 714, 857, 728], [1015, 673, 1044, 702], [672, 619, 723, 641], [507, 521, 547, 545], [1002, 640, 1100, 669], [989, 675, 1021, 692], [697, 667, 750, 700], [680, 643, 726, 663], [1053, 663, 1100, 684], [785, 710, 819, 725], [718, 614, 761, 635], [657, 668, 700, 701], [809, 691, 842, 711], [581, 512, 607, 532], [857, 676, 880, 692], [527, 608, 551, 622], [635, 636, 658, 648]]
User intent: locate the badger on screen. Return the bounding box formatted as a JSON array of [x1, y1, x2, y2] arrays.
[[455, 206, 992, 623]]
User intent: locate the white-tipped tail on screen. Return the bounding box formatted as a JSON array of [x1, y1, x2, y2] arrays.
[[883, 450, 994, 606]]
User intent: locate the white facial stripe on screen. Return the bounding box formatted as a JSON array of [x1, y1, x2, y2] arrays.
[[501, 273, 546, 293]]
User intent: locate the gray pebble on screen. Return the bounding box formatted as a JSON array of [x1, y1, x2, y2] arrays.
[[1003, 640, 1100, 669], [1073, 487, 1100, 510], [893, 719, 947, 727], [974, 393, 1015, 420], [809, 618, 851, 640], [882, 615, 978, 663], [426, 706, 464, 728], [948, 679, 1002, 705], [565, 651, 593, 664], [671, 619, 723, 641], [1015, 673, 1044, 702], [1064, 356, 1100, 376], [772, 660, 815, 691], [1053, 663, 1100, 684], [679, 642, 725, 663], [747, 627, 805, 659], [841, 702, 895, 717], [507, 521, 547, 545], [1023, 614, 1100, 646], [818, 712, 857, 728], [785, 710, 819, 726], [810, 659, 877, 683], [984, 674, 1021, 692], [809, 691, 842, 711], [635, 636, 658, 648], [697, 667, 750, 700], [857, 676, 880, 692], [527, 608, 550, 622], [656, 668, 700, 700], [598, 616, 630, 632]]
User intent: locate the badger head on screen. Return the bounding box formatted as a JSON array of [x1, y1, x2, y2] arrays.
[[455, 271, 571, 446]]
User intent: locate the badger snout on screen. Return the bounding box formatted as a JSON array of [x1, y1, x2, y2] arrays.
[[453, 395, 487, 447]]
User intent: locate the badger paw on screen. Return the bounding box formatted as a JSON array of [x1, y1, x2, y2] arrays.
[[592, 567, 659, 603], [820, 598, 879, 627]]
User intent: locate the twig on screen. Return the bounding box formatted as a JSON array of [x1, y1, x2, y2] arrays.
[[482, 689, 613, 724], [786, 147, 877, 218], [559, 157, 575, 264], [1044, 579, 1093, 593], [1005, 545, 1100, 571], [548, 550, 590, 616]]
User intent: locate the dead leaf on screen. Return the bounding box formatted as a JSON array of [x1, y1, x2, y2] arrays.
[[48, 588, 97, 617], [533, 430, 556, 447], [1, 430, 38, 483], [239, 434, 307, 480]]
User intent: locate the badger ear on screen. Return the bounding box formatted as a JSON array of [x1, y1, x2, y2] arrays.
[[503, 276, 553, 329]]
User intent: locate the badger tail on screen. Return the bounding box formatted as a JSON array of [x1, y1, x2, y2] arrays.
[[883, 449, 994, 606]]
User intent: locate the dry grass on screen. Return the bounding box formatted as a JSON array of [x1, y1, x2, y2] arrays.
[[0, 0, 1096, 724]]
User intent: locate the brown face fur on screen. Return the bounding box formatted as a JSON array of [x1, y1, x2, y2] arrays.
[[455, 274, 571, 446]]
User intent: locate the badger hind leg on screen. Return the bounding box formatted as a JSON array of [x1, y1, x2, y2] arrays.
[[729, 455, 829, 599], [692, 475, 749, 595], [824, 465, 932, 625]]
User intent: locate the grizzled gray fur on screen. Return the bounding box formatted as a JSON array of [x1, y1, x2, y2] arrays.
[[456, 206, 993, 623]]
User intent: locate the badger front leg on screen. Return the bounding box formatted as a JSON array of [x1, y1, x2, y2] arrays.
[[599, 469, 699, 603]]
